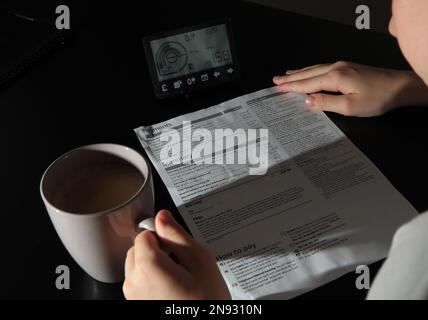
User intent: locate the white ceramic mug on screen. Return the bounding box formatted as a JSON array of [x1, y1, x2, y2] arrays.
[[40, 144, 154, 283]]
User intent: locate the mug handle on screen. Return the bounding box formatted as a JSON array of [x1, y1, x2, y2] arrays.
[[138, 217, 156, 231]]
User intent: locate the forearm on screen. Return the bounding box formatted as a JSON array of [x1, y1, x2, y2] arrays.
[[367, 212, 428, 300], [393, 70, 428, 109]]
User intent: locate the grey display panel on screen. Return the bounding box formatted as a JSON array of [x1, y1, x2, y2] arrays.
[[150, 24, 232, 82]]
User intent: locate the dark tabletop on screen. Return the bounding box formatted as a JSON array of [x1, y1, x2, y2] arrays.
[[1, 0, 427, 300]]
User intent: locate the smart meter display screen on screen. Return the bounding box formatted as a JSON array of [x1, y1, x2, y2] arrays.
[[150, 24, 232, 82], [143, 20, 239, 99]]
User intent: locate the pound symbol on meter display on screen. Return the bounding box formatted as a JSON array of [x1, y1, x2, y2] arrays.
[[155, 41, 188, 77]]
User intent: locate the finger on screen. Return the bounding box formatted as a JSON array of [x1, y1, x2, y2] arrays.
[[276, 73, 341, 93], [125, 246, 135, 277], [287, 63, 328, 74], [133, 231, 190, 283], [306, 93, 354, 116], [276, 64, 333, 84], [285, 69, 298, 75], [155, 210, 202, 269], [274, 64, 330, 84], [134, 230, 162, 260]]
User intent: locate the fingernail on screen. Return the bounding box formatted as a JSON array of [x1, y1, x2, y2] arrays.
[[158, 210, 174, 225], [285, 70, 295, 75], [273, 76, 281, 82], [305, 95, 315, 107]]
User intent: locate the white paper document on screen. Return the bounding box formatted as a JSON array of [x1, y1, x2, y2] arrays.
[[135, 87, 418, 299]]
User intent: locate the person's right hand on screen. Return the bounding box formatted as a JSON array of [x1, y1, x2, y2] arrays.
[[123, 210, 230, 300], [273, 61, 428, 117]]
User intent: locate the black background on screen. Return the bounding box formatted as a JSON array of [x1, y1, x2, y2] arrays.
[[1, 0, 427, 299]]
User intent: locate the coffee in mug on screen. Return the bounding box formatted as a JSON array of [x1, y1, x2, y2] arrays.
[[51, 150, 145, 214]]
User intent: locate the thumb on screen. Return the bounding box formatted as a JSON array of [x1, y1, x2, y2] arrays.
[[306, 93, 353, 116], [155, 210, 202, 269]]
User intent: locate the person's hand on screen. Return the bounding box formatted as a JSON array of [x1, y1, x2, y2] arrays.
[[273, 61, 428, 117], [123, 209, 231, 300]]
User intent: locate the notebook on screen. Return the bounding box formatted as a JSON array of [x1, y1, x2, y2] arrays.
[[0, 10, 70, 86]]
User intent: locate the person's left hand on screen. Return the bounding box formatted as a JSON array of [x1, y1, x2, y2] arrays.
[[273, 61, 428, 117], [123, 209, 231, 300]]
